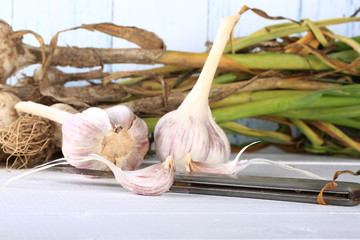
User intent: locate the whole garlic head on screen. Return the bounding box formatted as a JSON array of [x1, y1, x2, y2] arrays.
[[155, 107, 230, 172], [154, 14, 239, 172], [62, 106, 149, 171]]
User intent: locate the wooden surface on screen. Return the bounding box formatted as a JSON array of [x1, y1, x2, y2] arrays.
[[1, 152, 360, 239]]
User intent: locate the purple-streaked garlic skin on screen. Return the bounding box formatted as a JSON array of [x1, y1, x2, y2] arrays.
[[62, 106, 149, 171], [117, 156, 175, 196], [50, 103, 78, 148], [68, 154, 175, 196], [154, 108, 230, 172]]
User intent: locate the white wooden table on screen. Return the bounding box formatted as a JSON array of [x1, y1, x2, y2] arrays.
[[1, 152, 359, 239]]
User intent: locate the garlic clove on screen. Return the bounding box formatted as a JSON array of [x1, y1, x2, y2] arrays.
[[79, 107, 113, 135], [115, 156, 174, 196], [68, 154, 175, 196], [105, 106, 134, 130], [185, 141, 259, 174]]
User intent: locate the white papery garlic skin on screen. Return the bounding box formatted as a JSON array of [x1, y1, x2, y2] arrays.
[[50, 103, 78, 148], [62, 106, 149, 171]]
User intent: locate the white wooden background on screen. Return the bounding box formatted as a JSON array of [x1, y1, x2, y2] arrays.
[[1, 0, 360, 72], [1, 0, 359, 145]]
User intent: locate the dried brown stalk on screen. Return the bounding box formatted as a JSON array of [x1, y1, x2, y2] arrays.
[[317, 169, 360, 205], [122, 77, 340, 115]]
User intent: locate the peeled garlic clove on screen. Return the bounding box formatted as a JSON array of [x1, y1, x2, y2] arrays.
[[62, 106, 149, 171], [184, 142, 257, 174]]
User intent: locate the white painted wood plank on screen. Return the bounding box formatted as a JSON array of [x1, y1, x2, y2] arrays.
[[300, 0, 360, 37], [111, 0, 208, 72], [12, 0, 113, 47], [0, 0, 13, 26], [10, 0, 114, 83], [1, 154, 360, 239]]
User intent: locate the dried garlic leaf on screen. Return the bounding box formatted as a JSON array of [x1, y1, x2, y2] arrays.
[[317, 169, 360, 205], [79, 23, 165, 49]]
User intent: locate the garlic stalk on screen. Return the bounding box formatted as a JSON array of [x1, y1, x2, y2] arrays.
[[185, 142, 326, 180], [154, 14, 240, 172], [3, 155, 175, 196], [15, 101, 149, 171]]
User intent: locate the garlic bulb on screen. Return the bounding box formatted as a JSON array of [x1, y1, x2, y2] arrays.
[[0, 91, 20, 126], [10, 101, 174, 196], [15, 101, 149, 171], [62, 106, 149, 171], [50, 103, 78, 148], [0, 19, 35, 83], [154, 15, 240, 172]]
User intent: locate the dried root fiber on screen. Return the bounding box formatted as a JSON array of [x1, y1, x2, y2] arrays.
[[0, 114, 55, 169]]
